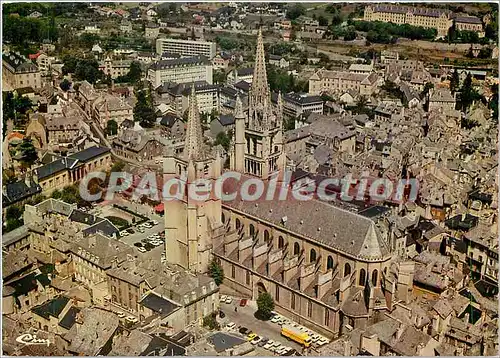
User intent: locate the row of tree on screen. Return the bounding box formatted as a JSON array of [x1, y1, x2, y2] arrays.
[[352, 20, 437, 43], [3, 13, 57, 46]]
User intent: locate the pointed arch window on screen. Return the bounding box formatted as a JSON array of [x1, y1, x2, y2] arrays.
[[371, 270, 378, 286], [327, 256, 334, 270], [293, 242, 300, 255], [310, 249, 316, 263], [359, 269, 366, 286], [278, 236, 284, 249], [344, 263, 351, 277], [264, 230, 270, 243]]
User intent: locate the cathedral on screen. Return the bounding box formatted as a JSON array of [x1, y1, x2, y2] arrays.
[[163, 29, 406, 339]]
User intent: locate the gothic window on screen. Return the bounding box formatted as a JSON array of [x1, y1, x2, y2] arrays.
[[344, 263, 351, 277], [327, 256, 334, 270], [249, 224, 255, 237], [278, 236, 284, 249], [293, 242, 300, 255], [291, 294, 295, 309], [310, 249, 316, 263], [264, 230, 270, 243], [221, 212, 225, 223], [359, 269, 366, 286], [231, 265, 235, 278], [236, 218, 241, 230], [371, 270, 378, 286]]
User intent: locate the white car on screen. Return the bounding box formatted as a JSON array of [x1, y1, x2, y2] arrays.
[[311, 334, 321, 343], [152, 220, 159, 225], [263, 340, 274, 350], [250, 336, 262, 345], [270, 342, 282, 352], [317, 338, 329, 346], [270, 315, 281, 323], [224, 296, 233, 304], [120, 231, 129, 236], [117, 312, 126, 318], [137, 227, 145, 233], [138, 247, 147, 253], [143, 224, 152, 229], [276, 346, 289, 355], [220, 295, 227, 302], [226, 322, 236, 329]]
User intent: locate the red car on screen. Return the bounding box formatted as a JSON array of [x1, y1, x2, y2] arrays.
[[239, 299, 247, 307]]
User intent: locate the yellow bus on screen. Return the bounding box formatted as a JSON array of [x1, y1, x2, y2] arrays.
[[281, 325, 311, 347]]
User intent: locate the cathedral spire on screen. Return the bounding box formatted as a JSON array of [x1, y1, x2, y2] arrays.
[[250, 28, 270, 102], [184, 83, 204, 161], [234, 95, 245, 119]]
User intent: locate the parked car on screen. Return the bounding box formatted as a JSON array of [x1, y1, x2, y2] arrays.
[[239, 299, 247, 307], [239, 327, 251, 335], [127, 228, 135, 234], [117, 312, 126, 318], [250, 336, 262, 345], [120, 230, 129, 236], [225, 296, 233, 304], [137, 247, 147, 253], [263, 340, 274, 350], [133, 242, 143, 247], [226, 322, 236, 329], [247, 333, 257, 342], [126, 316, 138, 323], [220, 295, 227, 302], [257, 338, 269, 347]]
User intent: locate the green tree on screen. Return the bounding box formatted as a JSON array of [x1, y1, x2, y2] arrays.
[[344, 30, 356, 41], [110, 161, 125, 173], [318, 15, 329, 27], [106, 119, 118, 136], [60, 79, 72, 92], [202, 313, 220, 330], [5, 205, 24, 233], [459, 73, 476, 111], [213, 70, 227, 85], [256, 292, 275, 320], [286, 4, 305, 20], [127, 61, 142, 83], [450, 69, 460, 94], [51, 189, 62, 199], [133, 89, 155, 128], [208, 259, 224, 286], [18, 138, 38, 168], [421, 82, 434, 100]]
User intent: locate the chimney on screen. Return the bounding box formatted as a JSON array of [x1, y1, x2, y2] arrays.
[[89, 235, 96, 248]]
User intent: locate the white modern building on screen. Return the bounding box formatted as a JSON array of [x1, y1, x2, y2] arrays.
[[147, 56, 213, 88], [156, 38, 217, 59]]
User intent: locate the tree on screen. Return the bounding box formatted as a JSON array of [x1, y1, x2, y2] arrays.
[[202, 313, 220, 330], [450, 69, 460, 94], [344, 30, 356, 41], [4, 205, 24, 233], [318, 15, 329, 27], [18, 138, 38, 168], [127, 61, 142, 83], [213, 70, 227, 85], [110, 161, 125, 173], [459, 73, 475, 111], [133, 89, 155, 127], [208, 259, 224, 286], [256, 292, 275, 320], [421, 82, 434, 100], [286, 4, 305, 20], [106, 119, 118, 136], [60, 79, 71, 92]]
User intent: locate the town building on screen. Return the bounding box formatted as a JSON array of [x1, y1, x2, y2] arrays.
[[92, 93, 133, 128], [147, 56, 213, 88], [271, 92, 324, 119], [155, 38, 216, 59], [308, 70, 379, 96], [363, 5, 453, 38], [269, 54, 290, 69], [145, 23, 160, 39], [428, 88, 456, 113], [99, 58, 132, 79], [2, 51, 41, 90], [454, 16, 485, 37], [227, 67, 254, 84]]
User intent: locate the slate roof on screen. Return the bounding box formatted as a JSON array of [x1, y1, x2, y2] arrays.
[[3, 180, 42, 207], [160, 114, 180, 128], [222, 175, 391, 260], [82, 219, 119, 238], [3, 51, 38, 72], [139, 293, 180, 315], [69, 210, 100, 226], [234, 80, 251, 92], [455, 16, 482, 24], [58, 306, 81, 330], [236, 67, 254, 76], [218, 114, 235, 126], [2, 225, 30, 247], [370, 5, 452, 18], [32, 296, 70, 319], [282, 92, 323, 105], [68, 146, 110, 162], [34, 157, 78, 180], [150, 56, 209, 70], [208, 332, 246, 353]]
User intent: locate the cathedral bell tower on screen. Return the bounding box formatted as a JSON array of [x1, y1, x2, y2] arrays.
[[163, 84, 223, 273], [230, 28, 286, 179]]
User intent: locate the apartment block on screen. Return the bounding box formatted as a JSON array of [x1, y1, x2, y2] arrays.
[[2, 51, 41, 90], [308, 70, 379, 96], [364, 5, 453, 38], [147, 56, 213, 88], [156, 38, 216, 59]]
